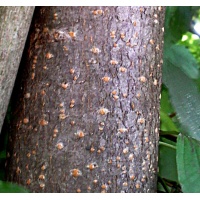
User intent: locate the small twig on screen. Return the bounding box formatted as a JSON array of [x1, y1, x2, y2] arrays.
[[159, 141, 177, 150]]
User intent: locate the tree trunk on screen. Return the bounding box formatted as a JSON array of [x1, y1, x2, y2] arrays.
[[6, 6, 165, 193], [0, 6, 35, 133]]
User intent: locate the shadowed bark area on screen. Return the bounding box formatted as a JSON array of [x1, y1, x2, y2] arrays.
[[0, 6, 35, 133], [6, 6, 165, 192]]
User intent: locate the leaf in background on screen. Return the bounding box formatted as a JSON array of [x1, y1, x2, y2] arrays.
[[160, 85, 180, 133], [178, 32, 200, 66], [177, 134, 200, 192], [0, 181, 29, 193], [163, 58, 200, 141], [160, 111, 179, 132], [164, 7, 193, 46], [0, 151, 6, 159], [0, 151, 6, 181], [165, 44, 199, 79], [160, 85, 175, 114], [159, 138, 178, 182]]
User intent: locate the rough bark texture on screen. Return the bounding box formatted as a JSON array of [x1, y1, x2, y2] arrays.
[[0, 6, 35, 133], [6, 7, 165, 193]]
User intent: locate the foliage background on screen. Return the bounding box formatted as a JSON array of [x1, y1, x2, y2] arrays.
[[158, 6, 200, 193], [1, 6, 200, 192]]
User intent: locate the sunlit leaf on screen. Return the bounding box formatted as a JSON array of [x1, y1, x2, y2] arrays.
[[179, 32, 200, 66]]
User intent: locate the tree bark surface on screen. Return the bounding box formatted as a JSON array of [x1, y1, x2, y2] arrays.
[[0, 6, 35, 133], [6, 6, 165, 193]]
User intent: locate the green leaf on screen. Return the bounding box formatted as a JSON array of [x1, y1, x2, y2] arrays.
[[159, 138, 178, 182], [163, 58, 200, 141], [164, 7, 192, 46], [177, 134, 200, 192], [160, 111, 179, 132], [0, 181, 29, 193], [164, 44, 199, 79], [178, 32, 200, 66], [179, 32, 200, 66], [160, 85, 175, 114], [160, 85, 180, 133]]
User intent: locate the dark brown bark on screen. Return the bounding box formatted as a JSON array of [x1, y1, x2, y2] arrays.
[[0, 6, 35, 133], [6, 6, 165, 192]]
